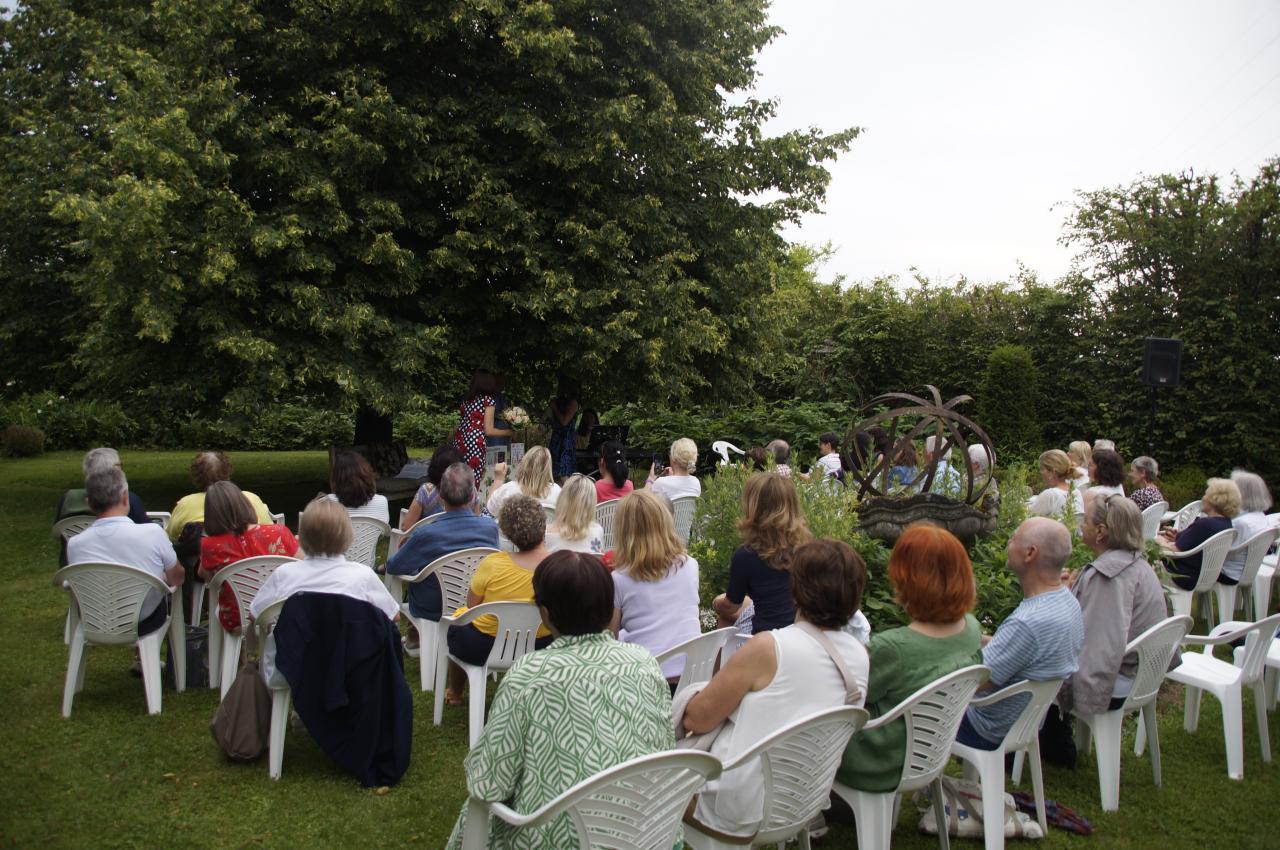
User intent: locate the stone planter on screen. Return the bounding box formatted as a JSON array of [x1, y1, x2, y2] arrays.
[[857, 492, 998, 546]]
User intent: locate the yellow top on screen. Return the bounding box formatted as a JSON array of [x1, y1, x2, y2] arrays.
[[166, 490, 274, 541], [455, 551, 550, 638]]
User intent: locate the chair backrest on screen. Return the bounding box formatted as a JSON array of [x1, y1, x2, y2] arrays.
[[710, 440, 745, 465], [670, 495, 698, 546], [1121, 615, 1192, 711], [210, 555, 296, 627], [726, 705, 869, 837], [1173, 500, 1202, 531], [1232, 527, 1279, 587], [389, 512, 442, 555], [876, 665, 989, 792], [1183, 528, 1237, 593], [52, 515, 96, 541], [467, 751, 722, 850], [596, 499, 621, 551], [470, 601, 543, 672], [654, 626, 736, 696], [418, 548, 499, 612], [145, 511, 171, 527], [54, 562, 169, 645], [970, 677, 1065, 752], [1141, 501, 1168, 541], [345, 516, 391, 569]]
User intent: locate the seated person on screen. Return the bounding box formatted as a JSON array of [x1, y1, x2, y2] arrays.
[[682, 539, 869, 841], [198, 480, 300, 632], [402, 445, 467, 530], [767, 439, 792, 477], [444, 551, 673, 849], [921, 435, 963, 496], [713, 473, 812, 633], [485, 445, 560, 518], [1028, 449, 1085, 522], [1067, 441, 1093, 485], [968, 444, 998, 501], [55, 447, 150, 566], [544, 474, 604, 554], [645, 437, 702, 500], [1225, 470, 1273, 584], [888, 441, 918, 491], [1127, 456, 1165, 511], [443, 496, 555, 705], [800, 431, 843, 480], [1158, 478, 1239, 589], [595, 441, 634, 502], [958, 517, 1082, 750], [67, 465, 183, 640], [385, 462, 498, 646], [326, 450, 389, 524], [166, 450, 274, 541], [1084, 448, 1126, 516], [837, 524, 983, 792]]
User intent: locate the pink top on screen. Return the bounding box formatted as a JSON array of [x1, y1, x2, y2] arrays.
[[595, 478, 634, 503]]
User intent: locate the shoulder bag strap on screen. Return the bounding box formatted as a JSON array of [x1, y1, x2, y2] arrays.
[[795, 621, 863, 706]]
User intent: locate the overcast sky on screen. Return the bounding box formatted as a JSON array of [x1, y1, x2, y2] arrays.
[[752, 0, 1280, 287]]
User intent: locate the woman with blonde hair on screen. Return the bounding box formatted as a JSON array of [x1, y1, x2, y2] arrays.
[[1029, 449, 1085, 523], [484, 445, 560, 520], [610, 490, 700, 682], [1158, 478, 1240, 590], [1067, 441, 1092, 484], [713, 473, 812, 633], [545, 474, 604, 554], [647, 437, 701, 500]]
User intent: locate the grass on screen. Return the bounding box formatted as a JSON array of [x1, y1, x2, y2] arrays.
[[1, 450, 1276, 849]]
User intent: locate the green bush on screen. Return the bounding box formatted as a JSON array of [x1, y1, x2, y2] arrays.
[[1160, 466, 1206, 512], [0, 392, 137, 449], [395, 409, 460, 449], [977, 345, 1041, 458], [1, 424, 45, 456]]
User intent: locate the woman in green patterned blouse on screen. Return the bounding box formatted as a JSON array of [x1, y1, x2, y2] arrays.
[[445, 550, 674, 850]]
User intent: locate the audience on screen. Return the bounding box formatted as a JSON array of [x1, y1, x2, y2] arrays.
[[443, 496, 554, 706], [198, 481, 300, 632], [1028, 449, 1085, 523], [543, 474, 604, 554], [1084, 448, 1126, 515], [1158, 478, 1239, 590], [646, 437, 702, 499], [812, 431, 843, 479], [836, 524, 982, 793], [609, 490, 700, 683], [1067, 441, 1092, 484], [767, 439, 792, 477], [166, 450, 274, 542], [402, 445, 467, 531], [1127, 456, 1165, 511], [958, 518, 1082, 750], [54, 447, 150, 566], [922, 435, 962, 496], [888, 441, 918, 492], [967, 444, 997, 499], [595, 440, 633, 502], [1224, 470, 1273, 585], [682, 539, 869, 842], [712, 473, 812, 633], [326, 451, 389, 524], [1093, 438, 1116, 452], [485, 445, 560, 518], [444, 551, 673, 850]]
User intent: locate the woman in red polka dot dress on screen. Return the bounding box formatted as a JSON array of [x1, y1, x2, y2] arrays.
[[454, 369, 514, 489]]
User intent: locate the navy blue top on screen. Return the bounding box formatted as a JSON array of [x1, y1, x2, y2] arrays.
[[385, 509, 498, 619], [1173, 515, 1234, 579], [726, 545, 795, 633]]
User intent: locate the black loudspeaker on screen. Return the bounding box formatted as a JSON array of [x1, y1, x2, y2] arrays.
[[1142, 337, 1183, 387]]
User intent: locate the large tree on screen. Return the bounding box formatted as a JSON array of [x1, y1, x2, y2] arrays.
[[0, 0, 856, 422]]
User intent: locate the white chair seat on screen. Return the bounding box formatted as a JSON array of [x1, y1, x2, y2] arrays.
[[1170, 651, 1243, 688]]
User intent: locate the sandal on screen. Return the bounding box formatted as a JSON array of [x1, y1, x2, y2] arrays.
[[444, 688, 464, 706]]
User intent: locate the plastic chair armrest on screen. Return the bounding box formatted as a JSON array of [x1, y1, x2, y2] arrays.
[[970, 679, 1038, 708]]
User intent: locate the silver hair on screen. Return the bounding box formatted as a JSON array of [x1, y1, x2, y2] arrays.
[[1230, 469, 1273, 514], [1131, 455, 1159, 481], [767, 439, 790, 464], [82, 447, 121, 478], [967, 444, 993, 472], [439, 462, 477, 508], [85, 466, 128, 514], [1093, 439, 1115, 452]]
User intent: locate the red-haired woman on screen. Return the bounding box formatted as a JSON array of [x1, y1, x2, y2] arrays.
[[835, 523, 982, 792]]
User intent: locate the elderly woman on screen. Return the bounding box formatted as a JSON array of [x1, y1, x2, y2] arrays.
[[443, 495, 554, 705], [1158, 478, 1240, 590], [682, 539, 869, 841], [836, 524, 982, 793], [444, 551, 673, 850], [326, 451, 389, 524], [454, 368, 514, 489], [199, 481, 300, 632], [1067, 441, 1093, 484], [647, 437, 702, 499], [1083, 448, 1126, 516], [713, 473, 813, 633], [609, 490, 700, 682], [1127, 456, 1165, 511], [485, 445, 560, 519], [402, 445, 467, 530], [1224, 470, 1274, 585], [544, 474, 604, 554], [1062, 495, 1166, 717], [166, 450, 273, 541], [1028, 449, 1085, 523]]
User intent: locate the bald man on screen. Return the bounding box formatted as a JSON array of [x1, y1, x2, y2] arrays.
[[957, 517, 1084, 750]]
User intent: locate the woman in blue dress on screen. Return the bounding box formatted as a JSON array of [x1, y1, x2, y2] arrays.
[[547, 377, 580, 482]]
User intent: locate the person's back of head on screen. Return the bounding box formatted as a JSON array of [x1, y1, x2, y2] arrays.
[[614, 489, 684, 581], [669, 437, 698, 473], [553, 475, 596, 541], [330, 451, 377, 508], [894, 441, 918, 467], [515, 446, 554, 500], [1039, 449, 1080, 481], [767, 439, 790, 464], [967, 444, 994, 474], [428, 445, 464, 489], [1093, 438, 1115, 452], [533, 550, 613, 635], [1067, 440, 1092, 468], [1089, 494, 1143, 552], [1092, 449, 1125, 488], [820, 431, 841, 453], [599, 440, 629, 487], [466, 368, 498, 400], [85, 466, 128, 515], [499, 494, 546, 552], [1230, 469, 1273, 514], [737, 472, 811, 569], [191, 450, 233, 491], [204, 480, 257, 537], [1017, 516, 1072, 574], [888, 523, 975, 624], [1202, 478, 1242, 519], [300, 497, 353, 557], [82, 447, 121, 479], [439, 461, 476, 509], [790, 539, 866, 629]]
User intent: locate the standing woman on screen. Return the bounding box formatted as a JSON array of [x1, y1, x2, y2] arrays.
[[454, 369, 513, 489], [547, 376, 580, 482]]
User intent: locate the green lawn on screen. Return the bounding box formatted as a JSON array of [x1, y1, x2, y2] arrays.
[[1, 451, 1275, 849]]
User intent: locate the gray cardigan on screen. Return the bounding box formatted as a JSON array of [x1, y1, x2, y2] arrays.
[[1060, 549, 1169, 716]]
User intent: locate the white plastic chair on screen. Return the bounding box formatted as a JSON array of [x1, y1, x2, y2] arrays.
[[1219, 528, 1279, 622], [671, 495, 699, 546], [1141, 501, 1168, 541], [684, 705, 870, 850], [1166, 614, 1280, 779], [654, 626, 736, 697], [461, 750, 722, 850], [1263, 635, 1280, 712], [596, 499, 621, 551], [145, 511, 171, 526], [388, 512, 441, 556], [1164, 528, 1235, 629], [345, 516, 391, 571], [1171, 500, 1202, 531], [271, 512, 285, 526], [206, 555, 296, 697], [831, 665, 990, 850], [54, 562, 185, 716], [254, 598, 291, 780], [1074, 615, 1190, 811], [387, 547, 496, 691], [52, 515, 95, 541], [953, 678, 1064, 850], [434, 600, 543, 746], [710, 440, 745, 465], [1255, 554, 1276, 620]]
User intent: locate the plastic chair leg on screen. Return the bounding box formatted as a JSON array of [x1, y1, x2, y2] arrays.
[[62, 631, 86, 717], [168, 610, 186, 693], [417, 617, 437, 693], [1169, 590, 1192, 619], [1135, 714, 1146, 756], [220, 633, 243, 700], [191, 580, 205, 626], [1221, 686, 1244, 780], [974, 752, 1008, 850], [433, 636, 451, 727], [1142, 705, 1162, 787], [838, 785, 895, 850], [268, 686, 291, 780], [208, 614, 223, 690], [1184, 684, 1203, 733], [1090, 711, 1123, 812], [466, 664, 487, 747], [138, 631, 165, 715], [1026, 740, 1048, 836], [1252, 682, 1271, 762], [1265, 667, 1278, 712], [1214, 585, 1237, 624], [1009, 750, 1025, 786]]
